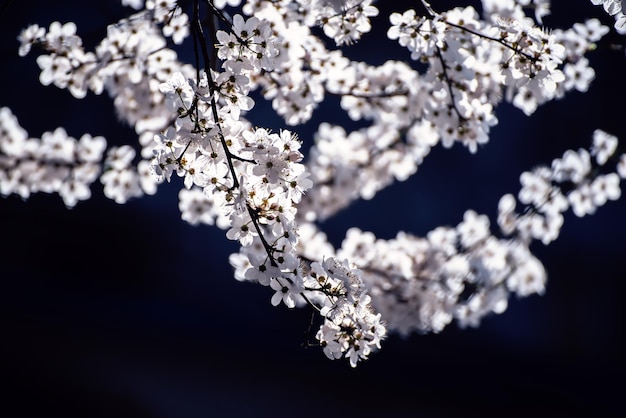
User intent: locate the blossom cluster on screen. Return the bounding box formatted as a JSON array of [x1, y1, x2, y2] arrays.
[[295, 3, 610, 222], [324, 130, 625, 336], [101, 145, 157, 204], [499, 130, 624, 243], [335, 220, 544, 335], [16, 7, 197, 203], [151, 9, 385, 366], [387, 4, 603, 123], [0, 107, 157, 207], [0, 107, 105, 207], [242, 0, 379, 46], [3, 0, 626, 366]]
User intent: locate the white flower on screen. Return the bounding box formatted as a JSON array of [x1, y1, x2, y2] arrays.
[[568, 183, 596, 217], [18, 24, 45, 57], [283, 170, 312, 204], [77, 134, 107, 163], [59, 178, 91, 208], [101, 167, 142, 204], [457, 210, 490, 248], [590, 173, 621, 206], [36, 55, 72, 88], [591, 129, 618, 165], [269, 277, 302, 308], [507, 256, 546, 297], [563, 58, 595, 93], [226, 212, 256, 246], [159, 72, 194, 110], [106, 144, 135, 171], [45, 21, 80, 52], [0, 108, 28, 157], [551, 149, 591, 184], [163, 12, 190, 45], [244, 253, 281, 286], [41, 128, 75, 163], [573, 18, 609, 42], [182, 153, 211, 189]]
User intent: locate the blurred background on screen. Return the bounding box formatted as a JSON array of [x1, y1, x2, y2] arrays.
[[1, 1, 625, 417]]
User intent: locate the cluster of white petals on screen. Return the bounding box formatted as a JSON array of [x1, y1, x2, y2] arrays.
[[153, 11, 383, 365], [15, 7, 197, 204], [311, 258, 385, 367], [505, 130, 622, 229], [0, 108, 105, 207], [3, 0, 626, 366], [323, 129, 624, 336], [336, 220, 544, 335], [101, 145, 158, 204]]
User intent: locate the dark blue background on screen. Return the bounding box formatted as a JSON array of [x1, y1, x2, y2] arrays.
[[1, 1, 625, 417]]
